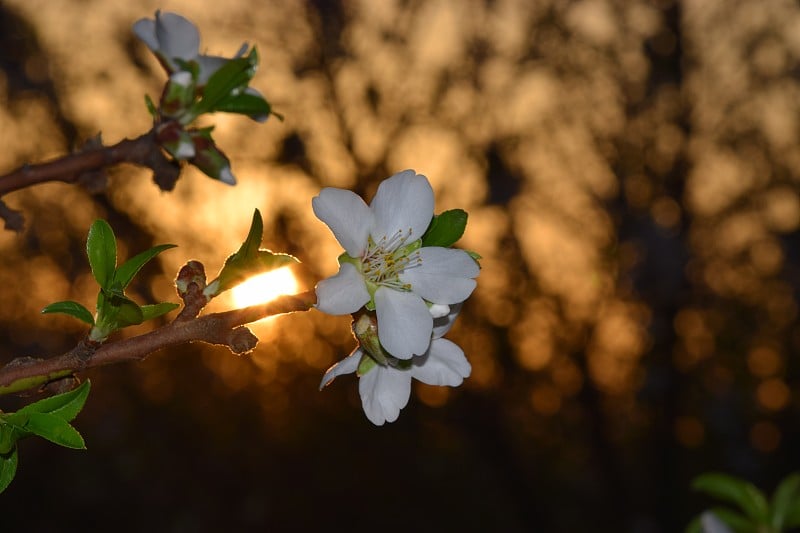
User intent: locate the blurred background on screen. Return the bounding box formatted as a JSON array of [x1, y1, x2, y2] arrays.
[[0, 0, 799, 531]]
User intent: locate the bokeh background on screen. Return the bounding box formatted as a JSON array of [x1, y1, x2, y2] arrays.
[[1, 0, 800, 531]]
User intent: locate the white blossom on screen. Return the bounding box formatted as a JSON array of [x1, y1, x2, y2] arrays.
[[313, 170, 479, 359], [320, 305, 470, 425], [133, 10, 247, 85]]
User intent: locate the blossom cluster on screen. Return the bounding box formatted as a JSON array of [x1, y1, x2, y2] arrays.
[[314, 170, 479, 425]]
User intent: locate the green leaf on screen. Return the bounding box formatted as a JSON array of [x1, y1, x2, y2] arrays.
[[87, 220, 117, 289], [772, 473, 800, 529], [0, 424, 16, 455], [41, 300, 94, 326], [140, 302, 180, 321], [692, 473, 770, 523], [421, 209, 468, 247], [212, 91, 271, 121], [107, 293, 144, 328], [114, 244, 177, 290], [16, 380, 91, 423], [193, 49, 257, 115], [24, 413, 85, 449], [209, 209, 298, 295], [0, 448, 18, 494]]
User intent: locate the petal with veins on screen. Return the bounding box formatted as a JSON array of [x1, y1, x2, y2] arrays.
[[401, 247, 478, 304], [375, 287, 432, 359], [315, 263, 370, 315], [359, 365, 412, 426], [370, 170, 434, 245], [411, 339, 471, 386], [313, 188, 373, 258]]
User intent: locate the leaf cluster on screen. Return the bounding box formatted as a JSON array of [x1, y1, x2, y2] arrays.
[[687, 472, 800, 533], [0, 381, 91, 493]]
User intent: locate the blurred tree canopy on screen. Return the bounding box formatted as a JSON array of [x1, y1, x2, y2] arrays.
[[0, 1, 799, 531]]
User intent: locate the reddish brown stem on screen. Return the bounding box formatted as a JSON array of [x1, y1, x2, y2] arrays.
[[0, 290, 317, 395]]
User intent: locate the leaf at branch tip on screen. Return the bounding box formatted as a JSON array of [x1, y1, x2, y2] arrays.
[[24, 413, 86, 449], [140, 302, 180, 321], [0, 447, 18, 494], [107, 293, 144, 328], [692, 473, 769, 523], [41, 301, 95, 326], [17, 380, 91, 423], [771, 472, 800, 530], [87, 220, 117, 289], [114, 243, 177, 290], [193, 48, 258, 115], [421, 209, 468, 248], [211, 209, 299, 295], [213, 91, 272, 122]]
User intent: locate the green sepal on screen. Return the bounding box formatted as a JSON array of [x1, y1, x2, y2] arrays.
[[192, 48, 258, 115], [16, 380, 91, 423], [22, 413, 85, 449], [86, 219, 117, 289], [213, 91, 272, 122], [692, 473, 769, 523], [421, 209, 468, 248], [0, 447, 18, 494], [41, 301, 95, 326], [140, 302, 180, 321], [114, 244, 177, 290], [771, 473, 800, 529], [357, 353, 377, 377], [208, 209, 298, 296]]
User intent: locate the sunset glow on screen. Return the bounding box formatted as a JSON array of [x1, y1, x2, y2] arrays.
[[230, 267, 299, 309]]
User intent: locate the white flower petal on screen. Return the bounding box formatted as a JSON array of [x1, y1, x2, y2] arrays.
[[315, 262, 370, 315], [155, 11, 200, 61], [428, 303, 450, 318], [400, 247, 479, 304], [374, 287, 432, 359], [132, 19, 159, 51], [432, 302, 462, 339], [319, 349, 361, 389], [312, 188, 373, 258], [411, 338, 471, 386], [359, 365, 412, 426], [370, 170, 434, 245]]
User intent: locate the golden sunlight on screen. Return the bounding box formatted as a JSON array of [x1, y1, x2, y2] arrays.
[[231, 267, 299, 309]]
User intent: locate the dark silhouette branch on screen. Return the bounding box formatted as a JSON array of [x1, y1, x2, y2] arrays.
[[0, 289, 317, 396], [0, 127, 181, 231]]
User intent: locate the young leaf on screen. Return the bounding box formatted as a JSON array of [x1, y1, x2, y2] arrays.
[[0, 424, 16, 455], [209, 209, 298, 295], [0, 448, 18, 494], [421, 209, 468, 248], [41, 301, 95, 326], [771, 473, 800, 530], [692, 473, 769, 523], [107, 293, 144, 328], [193, 51, 257, 114], [16, 380, 91, 423], [114, 243, 177, 290], [87, 220, 117, 289], [140, 302, 180, 322], [700, 507, 754, 533], [212, 91, 271, 121], [24, 413, 86, 449]]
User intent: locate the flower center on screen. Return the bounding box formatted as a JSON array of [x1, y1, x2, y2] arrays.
[[361, 229, 421, 291]]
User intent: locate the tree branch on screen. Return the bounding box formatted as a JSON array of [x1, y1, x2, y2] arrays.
[[0, 127, 181, 231], [0, 289, 317, 396]]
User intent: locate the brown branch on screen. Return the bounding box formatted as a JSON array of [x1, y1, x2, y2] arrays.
[[0, 127, 181, 230], [0, 289, 317, 396]]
